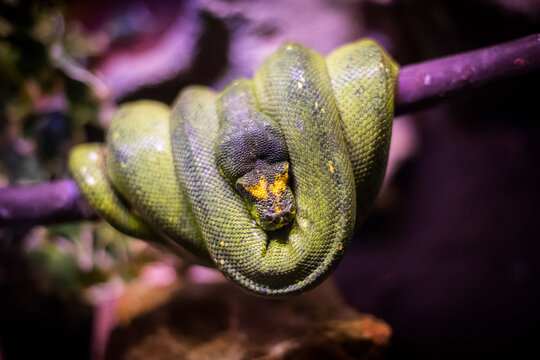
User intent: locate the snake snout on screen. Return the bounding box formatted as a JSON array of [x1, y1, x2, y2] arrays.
[[261, 202, 295, 231]]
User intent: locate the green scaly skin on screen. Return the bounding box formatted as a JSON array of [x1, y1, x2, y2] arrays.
[[69, 39, 398, 296]]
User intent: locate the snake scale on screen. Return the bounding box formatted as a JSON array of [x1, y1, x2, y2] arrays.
[[69, 39, 398, 296]]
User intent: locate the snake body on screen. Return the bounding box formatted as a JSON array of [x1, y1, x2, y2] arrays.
[[69, 39, 398, 296]]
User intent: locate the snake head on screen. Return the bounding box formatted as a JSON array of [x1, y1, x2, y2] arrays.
[[236, 161, 295, 231], [215, 84, 297, 232]]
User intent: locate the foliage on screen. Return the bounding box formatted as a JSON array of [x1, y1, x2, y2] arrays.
[[0, 0, 168, 302]]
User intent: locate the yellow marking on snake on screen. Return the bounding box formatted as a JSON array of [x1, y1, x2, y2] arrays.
[[269, 171, 288, 196], [245, 175, 268, 199]]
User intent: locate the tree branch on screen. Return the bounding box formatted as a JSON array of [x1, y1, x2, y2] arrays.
[[395, 33, 540, 115], [1, 34, 539, 227], [0, 179, 96, 227]]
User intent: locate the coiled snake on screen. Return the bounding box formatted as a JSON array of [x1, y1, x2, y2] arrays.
[[69, 39, 398, 296]]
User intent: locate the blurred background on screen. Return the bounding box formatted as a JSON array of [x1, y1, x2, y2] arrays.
[[1, 0, 539, 359]]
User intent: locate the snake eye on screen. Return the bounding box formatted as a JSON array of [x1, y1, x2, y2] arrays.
[[280, 162, 289, 175], [236, 183, 249, 197]]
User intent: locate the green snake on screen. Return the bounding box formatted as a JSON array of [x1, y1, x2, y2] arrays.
[[69, 39, 398, 296]]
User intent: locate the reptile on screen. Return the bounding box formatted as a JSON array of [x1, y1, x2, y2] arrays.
[[68, 39, 398, 296]]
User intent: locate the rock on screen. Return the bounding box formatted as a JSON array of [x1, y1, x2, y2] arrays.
[[105, 278, 391, 360]]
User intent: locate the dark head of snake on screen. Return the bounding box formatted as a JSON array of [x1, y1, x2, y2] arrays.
[[215, 83, 296, 231]]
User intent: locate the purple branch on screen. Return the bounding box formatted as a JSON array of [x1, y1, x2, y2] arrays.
[[395, 33, 540, 115], [0, 179, 96, 227], [1, 34, 539, 227]]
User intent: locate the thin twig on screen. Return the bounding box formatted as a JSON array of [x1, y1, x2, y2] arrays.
[[1, 34, 539, 227]]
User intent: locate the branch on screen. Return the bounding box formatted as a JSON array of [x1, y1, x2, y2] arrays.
[[395, 33, 540, 115], [0, 179, 96, 227], [1, 34, 539, 227]]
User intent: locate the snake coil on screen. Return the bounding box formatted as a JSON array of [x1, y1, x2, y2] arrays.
[[69, 39, 398, 296]]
